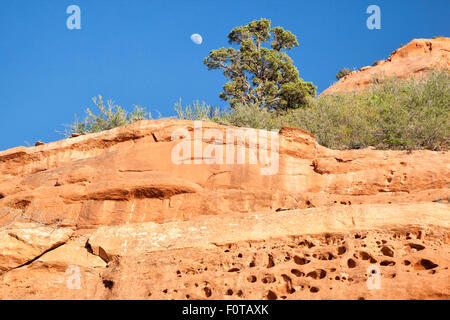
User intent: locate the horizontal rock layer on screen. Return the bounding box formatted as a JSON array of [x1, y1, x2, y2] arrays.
[[0, 119, 448, 229], [0, 119, 448, 299], [0, 203, 448, 299]]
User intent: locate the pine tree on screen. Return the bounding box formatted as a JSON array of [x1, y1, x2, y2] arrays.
[[205, 18, 316, 111]]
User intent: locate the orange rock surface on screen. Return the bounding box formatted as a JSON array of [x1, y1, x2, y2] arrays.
[[322, 38, 450, 95], [0, 119, 448, 300]]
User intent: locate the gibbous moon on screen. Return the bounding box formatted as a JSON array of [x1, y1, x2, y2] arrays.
[[190, 34, 203, 45]]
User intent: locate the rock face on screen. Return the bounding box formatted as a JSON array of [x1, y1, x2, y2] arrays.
[[0, 119, 449, 300], [322, 38, 450, 95], [0, 222, 74, 272]]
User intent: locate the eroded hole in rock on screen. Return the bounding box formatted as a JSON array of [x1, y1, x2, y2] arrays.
[[306, 200, 316, 208], [0, 193, 4, 199], [415, 259, 438, 270], [281, 274, 295, 294], [314, 251, 336, 261], [266, 290, 277, 300], [307, 269, 327, 279], [226, 289, 233, 296], [310, 287, 320, 293], [267, 254, 275, 268], [291, 269, 304, 277], [203, 287, 212, 298], [381, 246, 395, 257], [347, 258, 356, 268], [103, 280, 114, 290], [293, 256, 310, 265], [281, 274, 291, 282], [407, 243, 425, 251], [299, 240, 315, 248], [262, 275, 276, 284], [247, 276, 257, 283], [318, 269, 327, 279], [359, 251, 377, 263], [380, 260, 396, 266], [338, 246, 347, 255], [228, 268, 240, 272]]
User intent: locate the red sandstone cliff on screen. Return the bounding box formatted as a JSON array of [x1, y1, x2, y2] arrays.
[[322, 37, 450, 95], [0, 120, 449, 299]]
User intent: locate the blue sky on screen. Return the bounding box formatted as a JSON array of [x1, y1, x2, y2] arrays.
[[0, 0, 449, 150]]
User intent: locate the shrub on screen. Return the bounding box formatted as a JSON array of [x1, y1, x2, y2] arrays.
[[336, 68, 352, 80], [68, 95, 151, 135], [290, 69, 449, 150], [221, 103, 284, 130], [173, 99, 227, 122], [68, 70, 449, 152], [177, 69, 449, 151], [173, 100, 286, 130]]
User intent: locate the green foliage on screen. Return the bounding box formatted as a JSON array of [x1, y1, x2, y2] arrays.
[[173, 99, 227, 122], [336, 68, 352, 80], [289, 70, 449, 150], [204, 18, 316, 111], [221, 103, 284, 130], [176, 70, 449, 151], [68, 95, 151, 135]]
